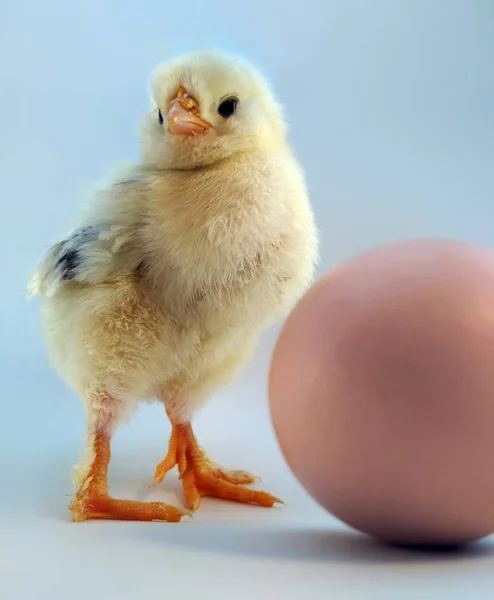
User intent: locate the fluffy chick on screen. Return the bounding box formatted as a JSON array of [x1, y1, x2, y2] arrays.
[[29, 50, 318, 522]]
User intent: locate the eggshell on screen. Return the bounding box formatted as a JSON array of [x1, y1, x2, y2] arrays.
[[269, 239, 494, 546]]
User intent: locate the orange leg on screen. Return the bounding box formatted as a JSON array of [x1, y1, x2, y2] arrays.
[[151, 420, 284, 512], [70, 429, 190, 523]]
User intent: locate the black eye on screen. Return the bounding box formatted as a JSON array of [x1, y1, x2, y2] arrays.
[[218, 97, 238, 118], [158, 108, 163, 125]]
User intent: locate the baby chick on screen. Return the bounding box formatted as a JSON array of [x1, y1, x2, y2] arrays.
[[29, 50, 318, 523]]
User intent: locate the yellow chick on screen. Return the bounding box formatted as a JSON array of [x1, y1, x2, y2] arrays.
[[28, 50, 318, 523]]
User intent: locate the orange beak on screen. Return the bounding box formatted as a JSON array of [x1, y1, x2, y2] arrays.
[[166, 84, 212, 136]]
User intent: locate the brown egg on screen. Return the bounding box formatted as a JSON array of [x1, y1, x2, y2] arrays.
[[269, 239, 494, 546]]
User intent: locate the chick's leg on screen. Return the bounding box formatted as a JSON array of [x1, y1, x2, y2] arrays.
[[70, 397, 189, 523], [151, 417, 283, 512]]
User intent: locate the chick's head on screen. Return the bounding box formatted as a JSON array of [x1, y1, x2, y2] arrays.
[[140, 50, 287, 170]]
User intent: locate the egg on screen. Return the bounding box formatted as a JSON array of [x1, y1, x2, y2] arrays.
[[269, 239, 494, 546]]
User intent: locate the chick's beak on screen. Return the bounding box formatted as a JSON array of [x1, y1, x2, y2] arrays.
[[167, 84, 212, 136]]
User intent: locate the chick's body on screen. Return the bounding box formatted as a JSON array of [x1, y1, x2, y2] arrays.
[[30, 51, 318, 522], [43, 153, 314, 418]]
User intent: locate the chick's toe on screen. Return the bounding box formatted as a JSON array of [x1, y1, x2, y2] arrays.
[[70, 494, 189, 523]]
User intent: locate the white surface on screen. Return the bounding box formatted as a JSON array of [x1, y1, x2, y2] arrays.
[[2, 357, 494, 600], [1, 0, 494, 597]]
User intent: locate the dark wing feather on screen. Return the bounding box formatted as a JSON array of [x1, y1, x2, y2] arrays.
[[28, 221, 142, 297]]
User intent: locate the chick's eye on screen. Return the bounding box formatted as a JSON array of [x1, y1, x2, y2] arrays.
[[218, 98, 238, 118], [158, 108, 163, 125]]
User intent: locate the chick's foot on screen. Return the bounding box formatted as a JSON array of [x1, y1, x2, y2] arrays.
[[151, 422, 284, 511], [70, 430, 190, 523]]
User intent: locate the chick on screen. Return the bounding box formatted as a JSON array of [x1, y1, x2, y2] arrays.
[[29, 50, 318, 523]]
